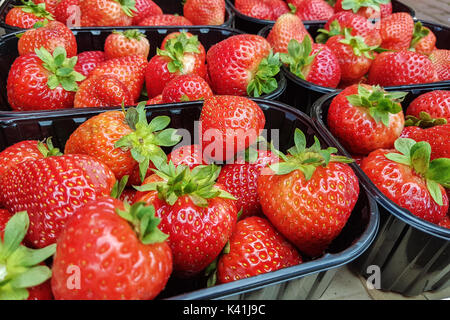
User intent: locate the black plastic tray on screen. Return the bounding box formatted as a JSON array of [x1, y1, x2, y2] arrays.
[[258, 20, 450, 113], [0, 0, 234, 34], [0, 26, 287, 117], [310, 88, 450, 297], [226, 0, 415, 34], [0, 98, 379, 300]]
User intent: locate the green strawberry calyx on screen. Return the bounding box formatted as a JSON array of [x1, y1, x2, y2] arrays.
[[346, 84, 407, 127], [385, 138, 450, 206], [0, 211, 55, 300], [115, 102, 182, 183], [35, 46, 86, 92], [16, 0, 54, 20], [110, 175, 130, 199], [114, 29, 146, 41], [288, 3, 297, 14], [116, 202, 168, 244], [404, 111, 447, 128], [409, 21, 430, 50], [269, 128, 353, 180], [339, 28, 378, 59], [36, 137, 63, 158], [280, 37, 318, 81], [247, 50, 281, 97], [341, 0, 390, 13], [134, 162, 236, 208], [316, 20, 343, 44], [157, 32, 201, 74], [114, 0, 137, 17]]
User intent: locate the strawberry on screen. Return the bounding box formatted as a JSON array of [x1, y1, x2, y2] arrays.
[[361, 138, 449, 224], [79, 0, 135, 26], [257, 129, 359, 257], [104, 29, 150, 60], [118, 188, 137, 204], [65, 103, 181, 185], [0, 212, 55, 300], [334, 0, 392, 19], [217, 149, 279, 219], [18, 20, 77, 57], [51, 198, 172, 300], [134, 163, 238, 277], [7, 47, 85, 111], [270, 0, 290, 19], [368, 50, 437, 86], [235, 0, 273, 20], [183, 0, 226, 25], [90, 54, 148, 102], [206, 34, 281, 97], [215, 216, 302, 284], [0, 209, 13, 236], [5, 0, 54, 29], [138, 14, 193, 26], [147, 94, 163, 105], [167, 144, 207, 169], [145, 32, 206, 98], [406, 91, 450, 122], [74, 50, 106, 77], [161, 74, 213, 103], [328, 84, 406, 155], [34, 0, 59, 15], [200, 95, 266, 162], [132, 0, 162, 25], [289, 0, 335, 21], [379, 12, 414, 51], [429, 49, 450, 81], [267, 13, 312, 54], [409, 21, 436, 56], [54, 0, 79, 25], [439, 214, 450, 229]]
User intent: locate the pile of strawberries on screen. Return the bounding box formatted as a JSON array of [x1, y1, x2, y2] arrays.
[[5, 0, 226, 28]]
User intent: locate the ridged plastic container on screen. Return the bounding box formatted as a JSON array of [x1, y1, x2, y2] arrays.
[[0, 26, 287, 117], [0, 0, 234, 34], [310, 88, 450, 297], [0, 98, 380, 300], [226, 0, 415, 34], [258, 20, 450, 113]]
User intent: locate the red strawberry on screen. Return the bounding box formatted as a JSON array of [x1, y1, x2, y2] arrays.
[[5, 0, 54, 29], [79, 0, 134, 26], [216, 216, 302, 284], [135, 163, 238, 277], [161, 74, 213, 103], [7, 47, 85, 111], [54, 0, 80, 25], [406, 91, 450, 122], [429, 49, 450, 81], [290, 0, 334, 21], [104, 29, 150, 60], [138, 14, 193, 26], [118, 188, 137, 204], [132, 0, 162, 25], [379, 12, 414, 51], [257, 129, 359, 257], [27, 281, 53, 300], [0, 209, 12, 236], [368, 50, 437, 86], [167, 144, 207, 169], [267, 13, 312, 54], [147, 94, 163, 105], [361, 139, 449, 224], [410, 21, 436, 56], [328, 84, 406, 155], [145, 32, 206, 98], [200, 95, 266, 162], [234, 0, 274, 20], [439, 214, 450, 229], [18, 20, 77, 57], [207, 34, 281, 97], [34, 0, 59, 15], [400, 124, 450, 161], [183, 0, 226, 25], [74, 50, 106, 77], [270, 0, 290, 19], [51, 197, 173, 300], [334, 0, 392, 19]]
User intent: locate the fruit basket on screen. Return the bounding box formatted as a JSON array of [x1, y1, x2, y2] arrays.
[[0, 0, 235, 34], [226, 0, 415, 34], [0, 98, 379, 300], [0, 26, 287, 117], [310, 88, 450, 297], [259, 20, 450, 113]]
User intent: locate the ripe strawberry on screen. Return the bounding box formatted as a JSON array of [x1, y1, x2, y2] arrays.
[[217, 149, 279, 219], [334, 0, 392, 19], [257, 129, 359, 257], [216, 216, 302, 284], [0, 212, 55, 300], [90, 54, 148, 102], [118, 188, 137, 204], [270, 0, 290, 18], [34, 0, 59, 15], [361, 138, 449, 224], [7, 47, 85, 111], [406, 91, 450, 122], [167, 144, 207, 169], [267, 13, 312, 54], [147, 94, 163, 105], [328, 84, 406, 155], [183, 0, 226, 25], [410, 21, 436, 56], [74, 50, 106, 77], [207, 34, 281, 97], [289, 0, 334, 21], [400, 124, 450, 161], [132, 0, 162, 25], [439, 214, 450, 229], [54, 0, 79, 25], [5, 0, 54, 29], [18, 20, 77, 57], [79, 0, 134, 26], [161, 74, 213, 103], [145, 32, 206, 98], [429, 49, 450, 81], [235, 0, 273, 20], [65, 103, 181, 185], [51, 197, 173, 300], [104, 30, 150, 60], [138, 14, 193, 26], [200, 95, 266, 162], [379, 12, 414, 51], [134, 163, 238, 277], [368, 50, 437, 86]]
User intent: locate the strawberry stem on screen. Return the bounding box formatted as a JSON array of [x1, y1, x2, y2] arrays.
[[157, 32, 201, 74], [247, 50, 281, 97], [280, 37, 318, 81]]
